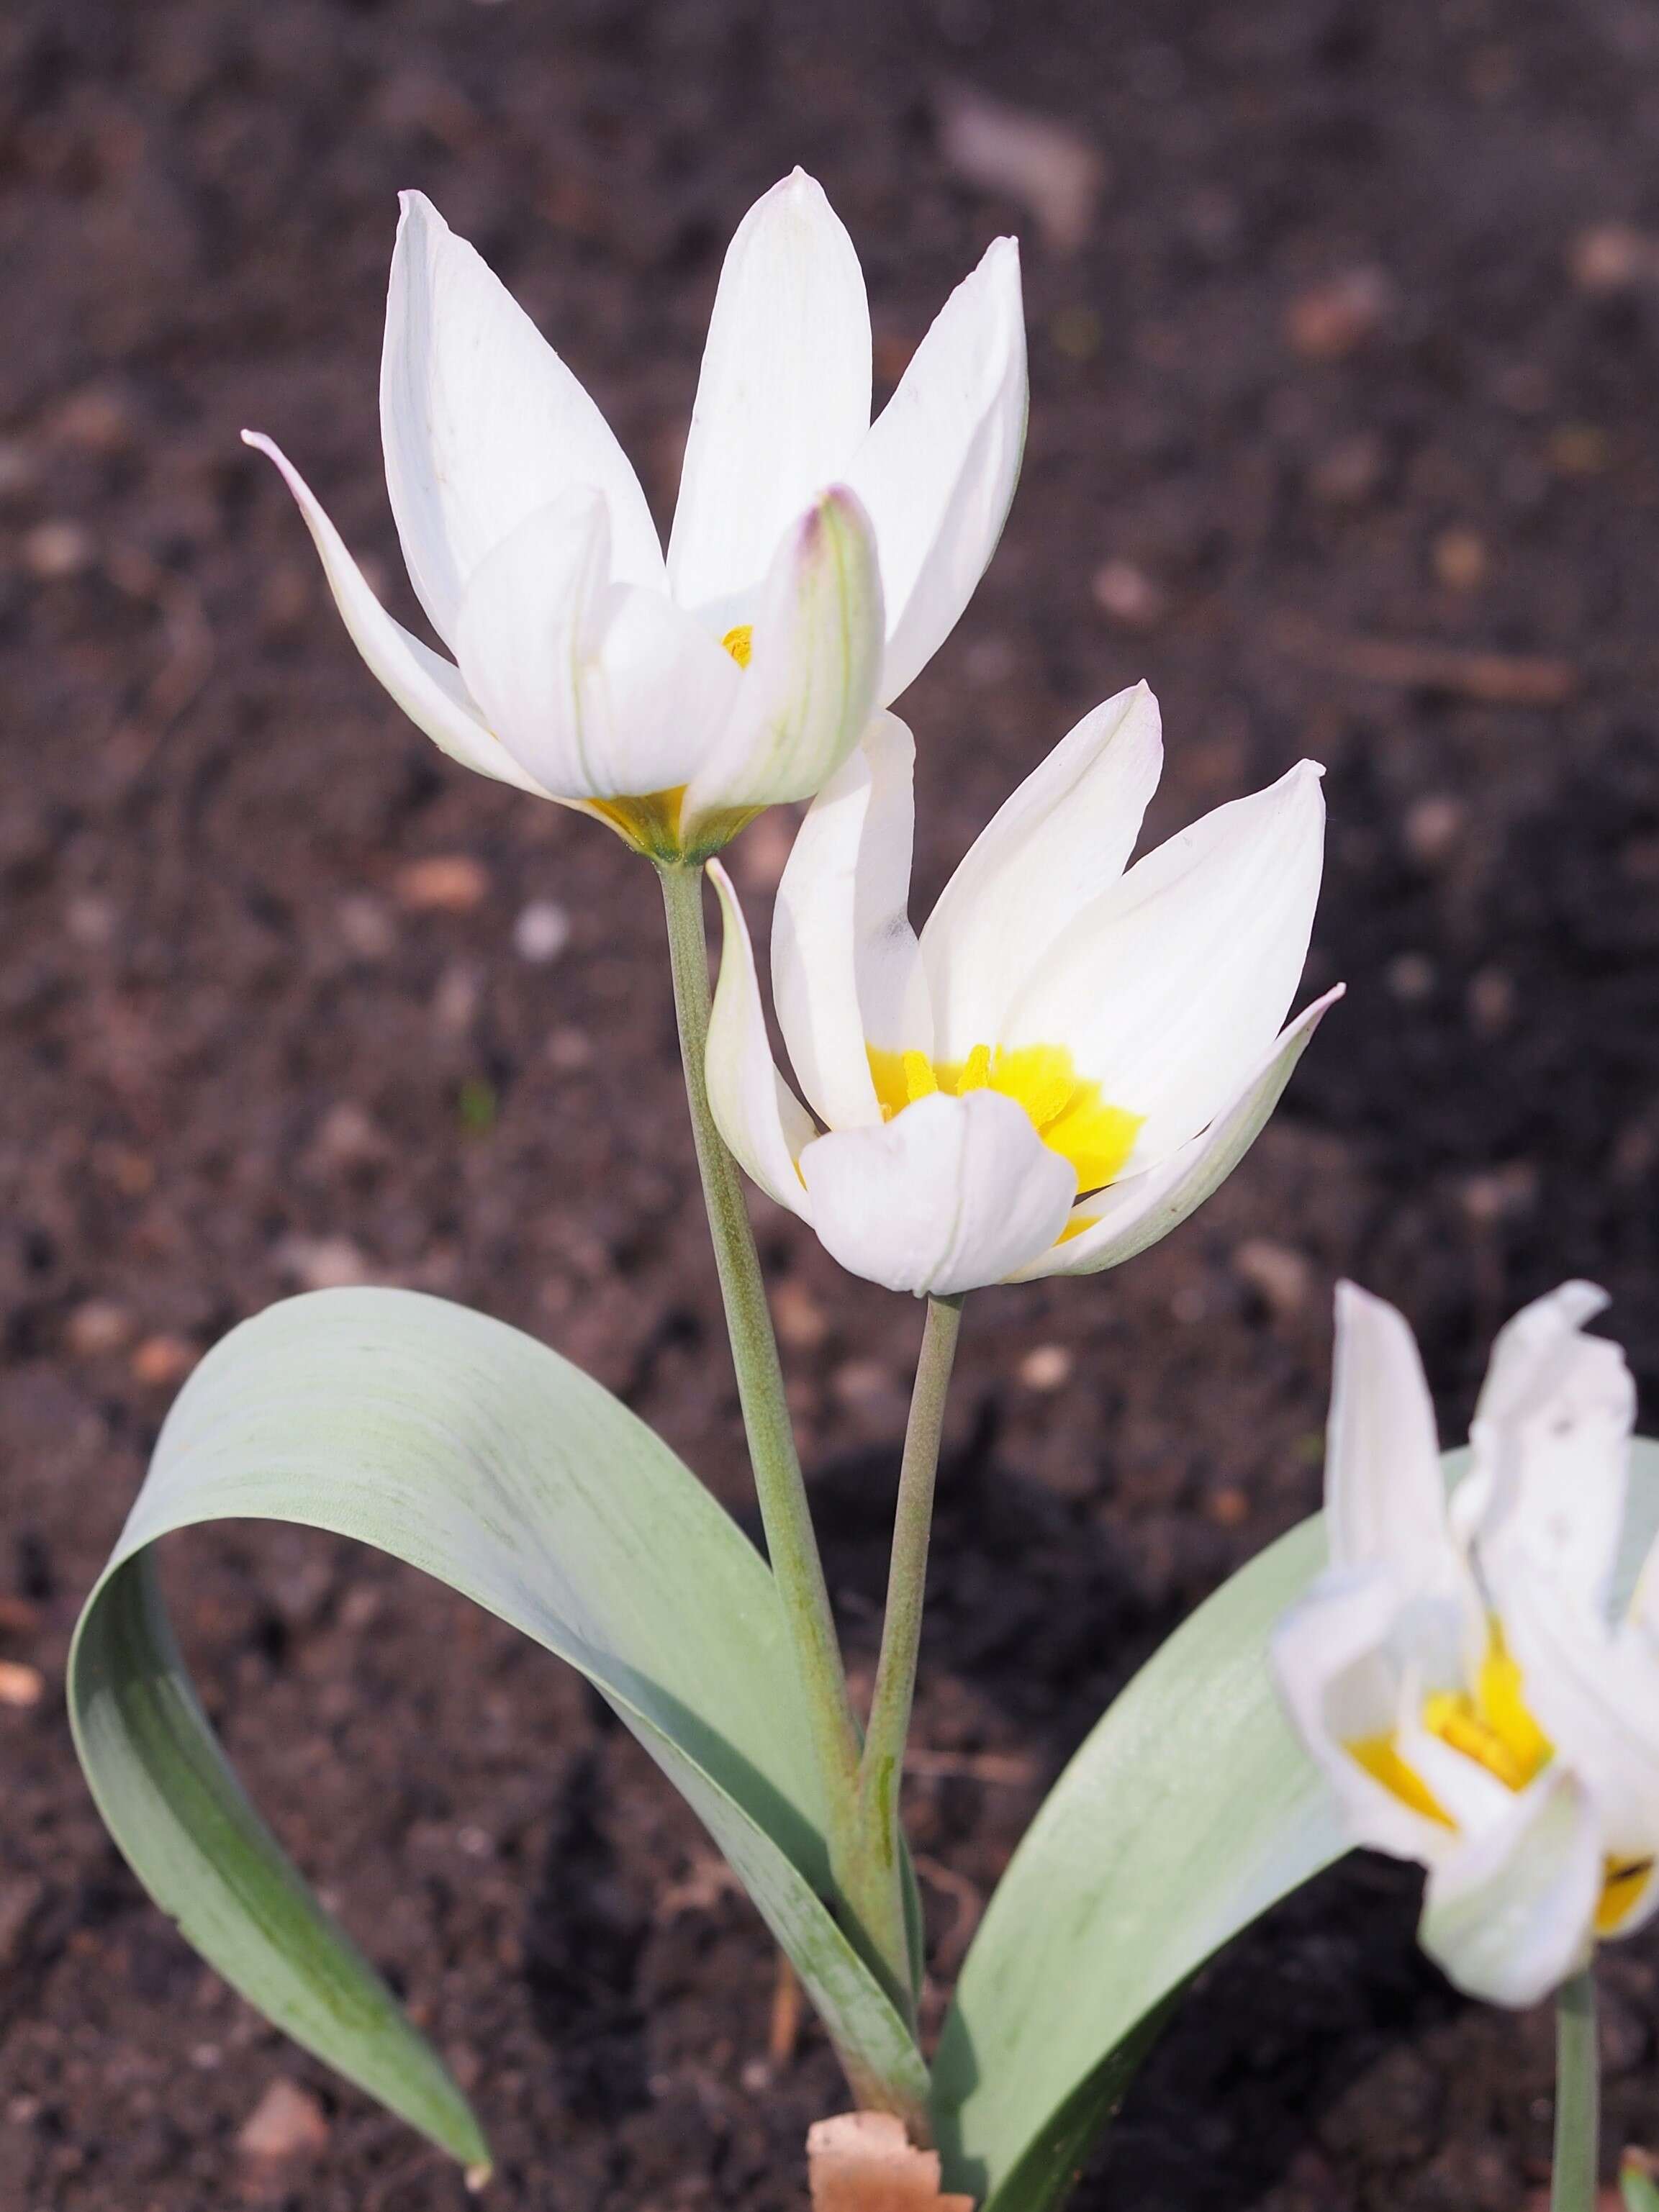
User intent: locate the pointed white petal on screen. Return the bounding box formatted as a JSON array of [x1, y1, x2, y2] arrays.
[[1459, 1284, 1635, 1617], [679, 488, 885, 840], [451, 490, 741, 802], [1321, 1282, 1461, 1587], [1272, 1567, 1455, 1864], [1500, 1569, 1659, 1876], [1419, 1767, 1602, 2007], [705, 864, 815, 1218], [381, 191, 662, 647], [667, 172, 872, 622], [242, 431, 555, 799], [798, 1089, 1075, 1296], [921, 682, 1163, 1059], [1004, 760, 1326, 1170], [1010, 987, 1340, 1282], [843, 236, 1026, 703], [771, 714, 930, 1133]]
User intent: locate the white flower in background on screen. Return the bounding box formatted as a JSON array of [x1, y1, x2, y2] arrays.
[[243, 173, 1026, 859], [705, 683, 1335, 1295], [1274, 1280, 1659, 2008]]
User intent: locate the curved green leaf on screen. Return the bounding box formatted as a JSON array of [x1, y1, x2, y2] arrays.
[[934, 1441, 1659, 2212], [69, 1287, 927, 2170]]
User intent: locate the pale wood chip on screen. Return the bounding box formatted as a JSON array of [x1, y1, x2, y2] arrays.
[[808, 2111, 975, 2212]]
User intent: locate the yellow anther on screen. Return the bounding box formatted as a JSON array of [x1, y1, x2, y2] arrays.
[[1349, 1734, 1454, 1827], [722, 624, 754, 668], [1346, 1618, 1552, 1831], [901, 1049, 939, 1105], [866, 1038, 1142, 1192]]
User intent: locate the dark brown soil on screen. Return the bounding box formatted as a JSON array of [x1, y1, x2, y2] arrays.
[[5, 1, 1659, 2207]]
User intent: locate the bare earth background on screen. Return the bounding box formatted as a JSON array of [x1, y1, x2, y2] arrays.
[[5, 1, 1659, 2207]]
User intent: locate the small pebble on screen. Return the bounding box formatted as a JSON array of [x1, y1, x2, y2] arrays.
[[130, 1334, 199, 1387], [1568, 222, 1659, 294], [546, 1027, 593, 1071], [394, 854, 490, 913], [1468, 967, 1516, 1037], [513, 898, 571, 964], [0, 1662, 43, 1708], [276, 1236, 371, 1292], [1432, 526, 1486, 591], [1386, 952, 1436, 1003], [1286, 266, 1393, 361], [1403, 796, 1465, 867], [1308, 432, 1385, 506], [1018, 1343, 1072, 1392], [1233, 1238, 1312, 1318], [51, 386, 133, 453], [335, 894, 397, 960], [65, 1300, 135, 1356], [1461, 1164, 1537, 1225], [236, 2077, 330, 2164], [22, 520, 94, 579], [1091, 558, 1165, 628], [773, 1279, 829, 1351]]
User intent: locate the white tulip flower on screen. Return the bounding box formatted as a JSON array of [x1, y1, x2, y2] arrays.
[[1274, 1279, 1659, 2008], [705, 683, 1336, 1296], [243, 173, 1027, 859]]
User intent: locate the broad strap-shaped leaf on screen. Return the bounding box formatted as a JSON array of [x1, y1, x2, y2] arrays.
[[69, 1288, 928, 2171], [931, 1441, 1659, 2212]]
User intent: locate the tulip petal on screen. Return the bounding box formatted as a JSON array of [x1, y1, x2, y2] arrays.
[[451, 490, 741, 802], [1459, 1284, 1635, 1618], [798, 1089, 1075, 1297], [843, 236, 1026, 704], [1499, 1570, 1659, 1885], [381, 192, 663, 648], [1004, 760, 1326, 1170], [1323, 1282, 1463, 1592], [242, 432, 556, 799], [1010, 986, 1341, 1282], [705, 863, 815, 1220], [667, 172, 872, 624], [771, 714, 930, 1133], [1272, 1567, 1455, 1864], [921, 682, 1163, 1059], [1419, 1766, 1602, 2007], [679, 489, 885, 842]]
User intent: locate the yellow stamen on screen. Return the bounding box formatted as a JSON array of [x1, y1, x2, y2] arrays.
[[1345, 1618, 1552, 1825], [867, 1039, 1142, 1194], [1350, 1733, 1455, 1827], [722, 624, 754, 668], [1421, 1623, 1552, 1792], [1597, 1855, 1655, 1933]]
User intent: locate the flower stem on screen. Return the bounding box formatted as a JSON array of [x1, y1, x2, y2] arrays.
[[849, 1292, 964, 2010], [1552, 1966, 1600, 2212], [654, 862, 881, 1967]]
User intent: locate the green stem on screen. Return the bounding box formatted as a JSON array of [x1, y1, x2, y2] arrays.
[[654, 862, 885, 1970], [849, 1293, 964, 2011], [1552, 1966, 1600, 2212]]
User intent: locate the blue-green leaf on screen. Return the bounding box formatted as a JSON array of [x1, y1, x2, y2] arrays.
[[69, 1288, 928, 2170]]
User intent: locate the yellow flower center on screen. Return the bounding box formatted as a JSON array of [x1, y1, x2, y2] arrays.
[[722, 624, 754, 668], [867, 1041, 1143, 1194], [1347, 1621, 1653, 1934]]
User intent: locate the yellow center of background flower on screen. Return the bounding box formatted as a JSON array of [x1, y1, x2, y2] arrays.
[[867, 1041, 1142, 1193], [722, 624, 754, 667], [1347, 1622, 1653, 1934]]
